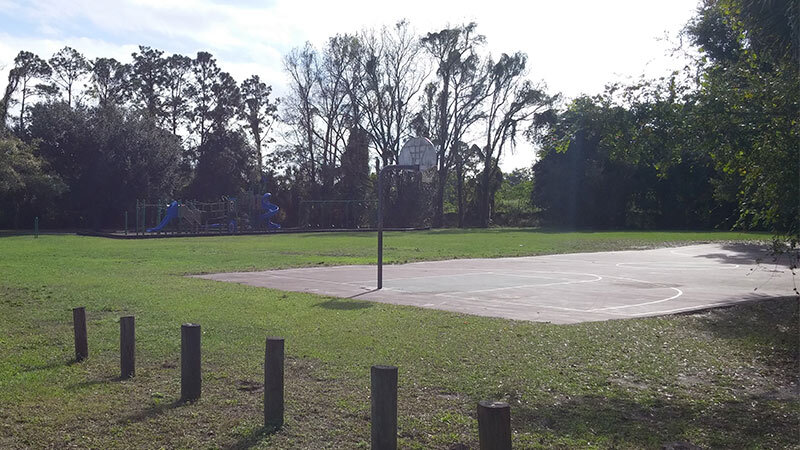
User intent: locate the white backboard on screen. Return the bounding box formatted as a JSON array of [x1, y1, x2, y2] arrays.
[[398, 137, 437, 171]]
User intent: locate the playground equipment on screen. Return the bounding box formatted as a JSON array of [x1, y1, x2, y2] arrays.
[[259, 193, 281, 229], [134, 193, 281, 235], [147, 201, 179, 232]]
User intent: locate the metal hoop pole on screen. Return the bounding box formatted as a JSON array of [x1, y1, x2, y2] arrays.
[[377, 165, 418, 289]]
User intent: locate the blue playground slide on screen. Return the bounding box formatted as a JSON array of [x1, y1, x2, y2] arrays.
[[259, 193, 281, 229], [147, 201, 179, 232]]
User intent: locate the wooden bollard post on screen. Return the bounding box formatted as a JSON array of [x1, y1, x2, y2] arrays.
[[120, 316, 135, 379], [477, 401, 511, 450], [72, 307, 88, 361], [180, 323, 201, 401], [264, 337, 285, 430], [371, 365, 398, 450]]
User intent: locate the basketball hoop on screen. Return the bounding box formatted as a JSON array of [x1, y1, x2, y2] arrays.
[[398, 137, 437, 183], [376, 137, 438, 290]]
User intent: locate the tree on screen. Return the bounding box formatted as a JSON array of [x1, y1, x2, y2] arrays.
[[358, 21, 426, 165], [447, 52, 488, 227], [686, 0, 799, 240], [188, 51, 221, 148], [531, 97, 627, 228], [283, 43, 320, 184], [316, 35, 357, 193], [131, 46, 166, 119], [240, 75, 278, 188], [27, 102, 182, 227], [88, 57, 130, 107], [0, 68, 20, 133], [477, 52, 554, 227], [188, 129, 253, 200], [208, 71, 240, 133], [530, 82, 737, 231], [421, 23, 486, 227], [338, 126, 371, 226], [163, 54, 192, 136], [410, 82, 437, 139], [0, 136, 65, 228], [11, 51, 51, 132], [452, 141, 481, 226], [48, 46, 90, 107]]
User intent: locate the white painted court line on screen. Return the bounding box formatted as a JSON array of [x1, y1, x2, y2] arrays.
[[588, 288, 683, 311], [438, 272, 604, 296], [616, 262, 740, 270], [204, 260, 685, 316], [432, 272, 684, 315], [601, 274, 676, 287], [485, 271, 577, 282], [355, 268, 583, 288], [349, 271, 497, 285], [601, 296, 767, 317]]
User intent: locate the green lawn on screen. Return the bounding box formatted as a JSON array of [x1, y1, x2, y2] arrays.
[[0, 230, 796, 449]]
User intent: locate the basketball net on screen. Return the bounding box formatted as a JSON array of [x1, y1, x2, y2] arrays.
[[420, 166, 436, 183], [404, 147, 436, 183]]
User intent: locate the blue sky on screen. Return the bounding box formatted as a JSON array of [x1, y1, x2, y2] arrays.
[[0, 0, 700, 169]]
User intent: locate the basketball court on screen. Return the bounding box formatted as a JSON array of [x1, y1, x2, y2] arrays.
[[194, 243, 797, 324]]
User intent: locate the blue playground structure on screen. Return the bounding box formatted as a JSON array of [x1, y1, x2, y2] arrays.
[[146, 201, 179, 232], [259, 193, 281, 229], [135, 193, 280, 235]]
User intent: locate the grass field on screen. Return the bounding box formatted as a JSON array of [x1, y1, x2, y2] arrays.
[[0, 229, 797, 449]]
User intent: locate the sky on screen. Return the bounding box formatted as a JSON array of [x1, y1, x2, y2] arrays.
[[0, 0, 701, 170]]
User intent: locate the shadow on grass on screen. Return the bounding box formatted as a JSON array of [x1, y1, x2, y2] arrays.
[[119, 399, 185, 424], [514, 391, 797, 448], [504, 298, 799, 448], [223, 425, 281, 450], [693, 296, 799, 375], [314, 298, 373, 310]]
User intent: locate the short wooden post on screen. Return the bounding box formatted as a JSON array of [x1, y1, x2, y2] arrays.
[[264, 337, 285, 429], [371, 365, 398, 450], [180, 323, 201, 401], [72, 307, 88, 361], [477, 401, 511, 450], [120, 316, 135, 379]]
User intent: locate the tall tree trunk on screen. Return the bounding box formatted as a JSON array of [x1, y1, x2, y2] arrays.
[[13, 202, 21, 230], [480, 152, 492, 228], [254, 131, 263, 189], [432, 79, 450, 228], [456, 158, 464, 228], [434, 169, 446, 227], [18, 83, 27, 132]]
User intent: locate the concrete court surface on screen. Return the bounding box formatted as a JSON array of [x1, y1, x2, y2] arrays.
[[195, 243, 797, 324]]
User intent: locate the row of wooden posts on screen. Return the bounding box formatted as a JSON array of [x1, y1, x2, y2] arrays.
[[71, 307, 513, 449]]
